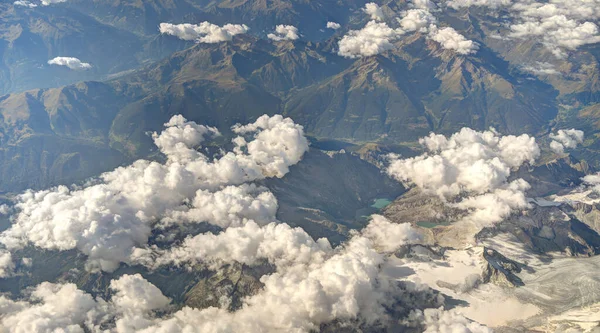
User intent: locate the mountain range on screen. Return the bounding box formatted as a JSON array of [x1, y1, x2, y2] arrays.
[[0, 0, 600, 332]]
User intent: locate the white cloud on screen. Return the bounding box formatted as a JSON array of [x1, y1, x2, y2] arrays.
[[549, 129, 584, 154], [267, 25, 299, 41], [387, 127, 539, 198], [0, 282, 106, 332], [363, 2, 385, 21], [13, 1, 37, 8], [428, 26, 479, 54], [40, 0, 66, 5], [513, 1, 600, 22], [133, 220, 332, 271], [150, 114, 220, 163], [410, 307, 494, 333], [0, 215, 446, 333], [447, 0, 512, 10], [409, 0, 438, 10], [582, 173, 600, 196], [398, 9, 437, 33], [444, 0, 600, 56], [47, 57, 92, 70], [393, 2, 479, 56], [337, 21, 404, 58], [387, 128, 539, 229], [133, 215, 424, 333], [110, 274, 170, 313], [110, 274, 172, 332], [0, 274, 172, 333], [0, 204, 11, 215], [361, 214, 422, 252], [453, 179, 531, 227], [522, 61, 560, 75], [0, 114, 309, 272], [159, 22, 249, 43], [326, 22, 341, 30], [0, 249, 15, 278], [510, 16, 600, 57], [160, 184, 277, 228]]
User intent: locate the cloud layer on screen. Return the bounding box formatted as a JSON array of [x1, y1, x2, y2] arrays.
[[0, 216, 465, 333], [447, 0, 600, 57], [0, 117, 496, 332]]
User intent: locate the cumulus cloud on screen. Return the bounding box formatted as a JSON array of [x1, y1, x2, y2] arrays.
[[160, 184, 277, 228], [398, 9, 437, 33], [47, 57, 91, 70], [362, 214, 422, 252], [337, 21, 404, 58], [387, 127, 539, 198], [0, 249, 15, 278], [581, 173, 600, 197], [0, 114, 308, 272], [109, 274, 172, 333], [267, 25, 299, 41], [326, 22, 341, 30], [453, 179, 531, 226], [387, 128, 539, 228], [549, 129, 584, 154], [135, 213, 423, 272], [429, 26, 479, 54], [110, 274, 170, 313], [133, 220, 332, 270], [0, 274, 171, 333], [13, 1, 37, 7], [0, 282, 106, 332], [363, 2, 385, 21], [159, 22, 249, 43]]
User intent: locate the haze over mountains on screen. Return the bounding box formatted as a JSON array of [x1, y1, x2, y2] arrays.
[[0, 0, 599, 332]]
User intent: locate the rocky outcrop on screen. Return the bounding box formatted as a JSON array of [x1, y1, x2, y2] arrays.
[[394, 244, 447, 262], [568, 201, 600, 235], [383, 188, 465, 226], [481, 247, 524, 288], [478, 204, 600, 257], [183, 263, 269, 310], [510, 156, 587, 197]]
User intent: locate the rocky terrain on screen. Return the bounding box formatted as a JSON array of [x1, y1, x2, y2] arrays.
[[0, 0, 599, 332]]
